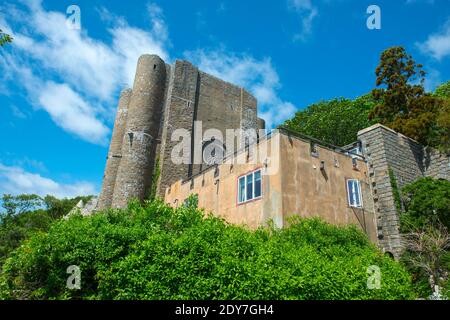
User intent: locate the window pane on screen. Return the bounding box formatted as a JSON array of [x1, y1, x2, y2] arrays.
[[347, 180, 355, 206], [354, 180, 361, 207], [254, 170, 261, 198], [238, 177, 246, 203], [347, 180, 361, 207], [246, 173, 253, 200]]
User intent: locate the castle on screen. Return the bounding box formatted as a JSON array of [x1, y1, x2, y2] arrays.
[[98, 54, 450, 259]]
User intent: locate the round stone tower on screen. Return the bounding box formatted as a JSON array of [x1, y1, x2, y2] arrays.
[[111, 54, 167, 208], [97, 88, 132, 210]]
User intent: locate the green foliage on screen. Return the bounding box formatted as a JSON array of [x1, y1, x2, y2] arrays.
[[400, 177, 450, 232], [370, 46, 449, 152], [434, 81, 450, 99], [1, 194, 43, 220], [282, 95, 376, 146], [0, 194, 93, 267], [0, 200, 415, 300], [183, 193, 199, 209], [0, 29, 12, 47], [399, 177, 450, 299]]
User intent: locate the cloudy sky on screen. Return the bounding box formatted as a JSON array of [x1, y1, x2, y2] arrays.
[[0, 0, 449, 198]]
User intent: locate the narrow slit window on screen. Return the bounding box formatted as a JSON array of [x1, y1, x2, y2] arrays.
[[238, 176, 246, 203], [347, 179, 363, 208], [246, 173, 253, 201], [254, 170, 261, 198]]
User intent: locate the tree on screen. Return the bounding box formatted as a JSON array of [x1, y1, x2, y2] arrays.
[[1, 194, 43, 221], [403, 223, 450, 299], [400, 177, 450, 232], [399, 177, 450, 299], [0, 194, 93, 267], [43, 195, 92, 220], [434, 81, 450, 99], [0, 29, 12, 47], [282, 95, 376, 146], [369, 46, 448, 151]]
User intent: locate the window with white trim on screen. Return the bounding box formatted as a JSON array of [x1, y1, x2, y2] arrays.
[[238, 169, 262, 204], [347, 179, 363, 208]]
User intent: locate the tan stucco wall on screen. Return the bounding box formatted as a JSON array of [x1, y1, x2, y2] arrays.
[[279, 133, 377, 242], [165, 134, 282, 229], [165, 131, 378, 242]]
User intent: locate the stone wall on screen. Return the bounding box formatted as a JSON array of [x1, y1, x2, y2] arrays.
[[357, 123, 450, 258], [158, 60, 200, 196], [158, 60, 261, 196], [111, 55, 167, 207], [99, 55, 263, 207], [97, 89, 131, 210], [424, 149, 450, 180]]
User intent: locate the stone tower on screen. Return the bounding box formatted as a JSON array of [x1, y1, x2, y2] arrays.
[[98, 54, 265, 209], [97, 88, 132, 209]]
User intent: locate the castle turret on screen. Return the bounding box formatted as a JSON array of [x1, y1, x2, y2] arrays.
[[97, 88, 132, 210], [111, 54, 167, 207]]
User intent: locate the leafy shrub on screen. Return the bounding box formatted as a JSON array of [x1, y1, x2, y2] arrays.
[[400, 177, 450, 232], [0, 200, 415, 300], [0, 194, 93, 267]]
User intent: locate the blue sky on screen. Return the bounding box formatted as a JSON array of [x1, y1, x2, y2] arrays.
[[0, 0, 449, 198]]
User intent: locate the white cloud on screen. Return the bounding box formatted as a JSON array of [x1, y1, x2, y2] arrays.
[[184, 49, 297, 128], [0, 0, 170, 144], [0, 163, 97, 198], [417, 19, 450, 60], [39, 82, 110, 145], [288, 0, 318, 41], [0, 55, 111, 145]]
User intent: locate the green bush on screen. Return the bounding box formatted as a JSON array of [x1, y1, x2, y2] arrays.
[[0, 200, 415, 300], [0, 194, 92, 267], [400, 177, 450, 232]]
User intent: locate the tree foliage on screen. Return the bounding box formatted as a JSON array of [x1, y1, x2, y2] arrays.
[[0, 200, 414, 300], [402, 223, 450, 299], [434, 81, 450, 99], [370, 46, 449, 152], [282, 95, 377, 146], [399, 177, 450, 232], [0, 194, 93, 266], [0, 29, 12, 47], [399, 177, 450, 299]]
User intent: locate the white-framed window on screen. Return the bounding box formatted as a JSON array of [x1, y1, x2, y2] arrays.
[[347, 179, 363, 208], [238, 169, 262, 204]]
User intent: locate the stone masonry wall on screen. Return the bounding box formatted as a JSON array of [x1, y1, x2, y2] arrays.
[[100, 55, 263, 206], [358, 124, 450, 258], [158, 60, 200, 196], [111, 55, 167, 207], [424, 149, 450, 180], [97, 88, 132, 210]]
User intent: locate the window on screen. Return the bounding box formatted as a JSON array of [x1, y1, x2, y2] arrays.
[[310, 142, 319, 157], [238, 176, 246, 203], [238, 169, 262, 204], [347, 179, 363, 208]]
